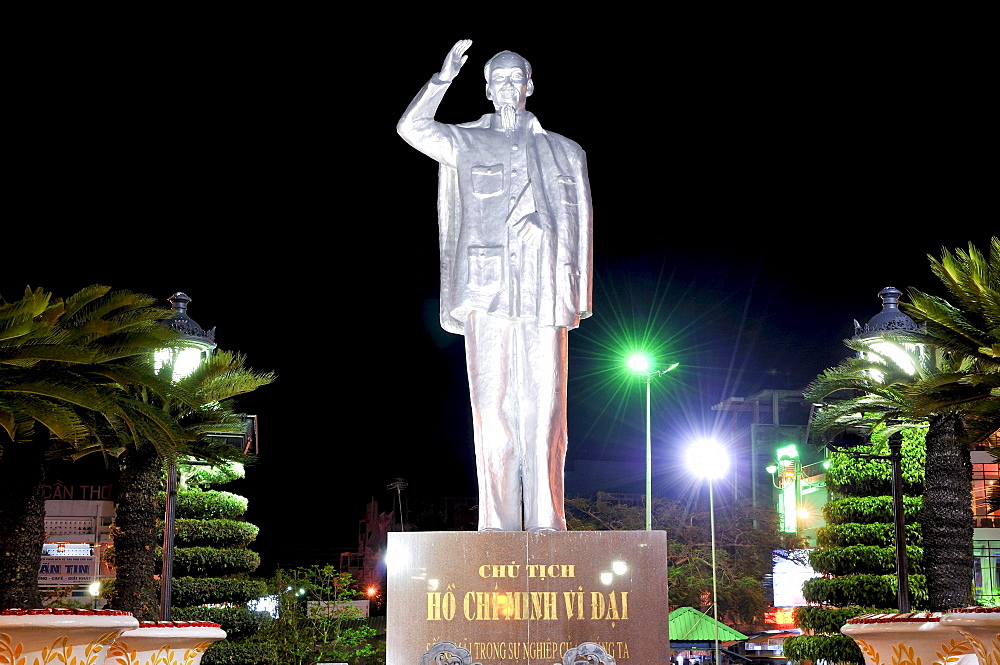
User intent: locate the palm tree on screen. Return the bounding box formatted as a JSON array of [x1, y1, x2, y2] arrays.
[[0, 285, 184, 609], [900, 238, 1000, 610], [806, 238, 1000, 610], [106, 349, 274, 618]]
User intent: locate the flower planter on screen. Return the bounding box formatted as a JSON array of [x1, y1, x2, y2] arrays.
[[942, 607, 1000, 664], [842, 612, 976, 665], [0, 608, 138, 665], [105, 621, 226, 665]]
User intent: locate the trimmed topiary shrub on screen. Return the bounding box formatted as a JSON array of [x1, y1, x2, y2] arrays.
[[171, 577, 267, 606], [790, 427, 926, 663], [808, 544, 923, 576], [175, 519, 259, 548], [170, 463, 271, 664], [171, 547, 261, 577]]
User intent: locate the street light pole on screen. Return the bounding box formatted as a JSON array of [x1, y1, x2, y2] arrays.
[[686, 438, 728, 665], [708, 472, 720, 665], [627, 355, 678, 531], [643, 371, 652, 531]]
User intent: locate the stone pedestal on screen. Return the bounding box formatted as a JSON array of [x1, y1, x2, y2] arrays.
[[387, 530, 668, 664]]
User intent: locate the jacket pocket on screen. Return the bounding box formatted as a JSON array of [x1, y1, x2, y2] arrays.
[[558, 175, 578, 209], [471, 164, 504, 198], [467, 246, 504, 291]]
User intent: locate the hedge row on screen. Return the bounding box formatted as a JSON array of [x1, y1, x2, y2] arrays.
[[171, 577, 267, 606], [157, 490, 249, 520], [802, 573, 927, 608], [171, 547, 261, 577], [202, 640, 277, 665], [783, 634, 864, 665], [794, 605, 891, 635], [823, 495, 923, 524], [808, 544, 923, 576], [174, 519, 260, 548], [817, 522, 922, 548], [172, 606, 272, 639]]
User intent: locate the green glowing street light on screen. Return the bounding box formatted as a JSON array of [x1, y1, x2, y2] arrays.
[[686, 438, 729, 665], [627, 353, 679, 531]]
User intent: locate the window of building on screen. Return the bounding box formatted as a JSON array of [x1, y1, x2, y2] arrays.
[[973, 462, 1000, 528], [973, 539, 1000, 607]]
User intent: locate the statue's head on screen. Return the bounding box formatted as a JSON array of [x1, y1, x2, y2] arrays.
[[484, 50, 533, 111]]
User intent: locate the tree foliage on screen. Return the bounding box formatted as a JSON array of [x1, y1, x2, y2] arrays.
[[108, 349, 273, 617], [0, 285, 184, 609], [567, 493, 797, 629], [258, 565, 377, 665]]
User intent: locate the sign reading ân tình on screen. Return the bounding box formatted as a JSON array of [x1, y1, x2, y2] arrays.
[[387, 530, 668, 664]]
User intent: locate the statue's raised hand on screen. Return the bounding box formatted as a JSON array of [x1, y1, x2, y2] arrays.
[[440, 39, 472, 82]]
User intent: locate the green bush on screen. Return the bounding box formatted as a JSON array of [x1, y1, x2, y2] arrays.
[[794, 605, 887, 634], [802, 574, 927, 608], [817, 522, 922, 548], [171, 547, 261, 577], [173, 606, 272, 639], [163, 490, 249, 520], [825, 429, 925, 497], [175, 519, 259, 548], [171, 577, 267, 606], [824, 495, 922, 524], [783, 634, 864, 665], [808, 545, 923, 576], [202, 640, 277, 665]]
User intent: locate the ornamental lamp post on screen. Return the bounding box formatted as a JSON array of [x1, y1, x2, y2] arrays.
[[626, 354, 678, 531], [156, 292, 217, 621], [849, 286, 924, 614]]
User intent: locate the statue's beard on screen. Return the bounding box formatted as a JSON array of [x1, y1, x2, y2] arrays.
[[497, 105, 519, 134]]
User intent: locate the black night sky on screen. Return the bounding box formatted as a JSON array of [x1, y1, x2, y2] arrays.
[[6, 18, 993, 573]]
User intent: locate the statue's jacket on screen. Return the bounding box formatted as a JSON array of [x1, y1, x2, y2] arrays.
[[398, 74, 593, 335]]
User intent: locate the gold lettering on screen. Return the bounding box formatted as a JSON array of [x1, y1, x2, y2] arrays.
[[478, 563, 520, 578], [427, 592, 455, 620], [562, 591, 584, 619], [590, 591, 606, 619], [606, 592, 620, 620], [427, 592, 441, 621], [530, 591, 558, 620]]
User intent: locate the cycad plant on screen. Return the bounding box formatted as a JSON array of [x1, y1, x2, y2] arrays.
[[805, 237, 1000, 610], [106, 348, 274, 618], [0, 285, 184, 609]]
